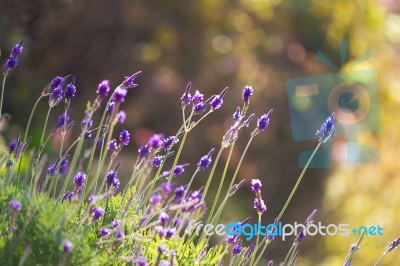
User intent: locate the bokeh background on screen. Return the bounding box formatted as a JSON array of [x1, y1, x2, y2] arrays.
[[1, 0, 399, 265]]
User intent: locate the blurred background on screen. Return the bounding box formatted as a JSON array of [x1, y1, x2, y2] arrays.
[[1, 0, 399, 265]]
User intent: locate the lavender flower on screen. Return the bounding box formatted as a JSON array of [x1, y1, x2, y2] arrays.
[[162, 136, 177, 151], [50, 76, 65, 88], [116, 110, 126, 123], [3, 41, 23, 71], [107, 101, 116, 114], [158, 245, 167, 254], [155, 225, 164, 237], [49, 86, 63, 107], [192, 90, 204, 104], [250, 179, 262, 192], [210, 87, 228, 111], [197, 148, 214, 171], [81, 118, 93, 130], [92, 207, 105, 220], [256, 109, 273, 132], [108, 139, 118, 152], [111, 219, 121, 228], [253, 198, 267, 213], [138, 145, 151, 158], [112, 87, 128, 103], [59, 157, 69, 175], [226, 234, 237, 244], [64, 83, 76, 100], [242, 85, 253, 102], [87, 194, 95, 203], [232, 244, 242, 255], [151, 156, 163, 168], [106, 170, 120, 190], [173, 164, 188, 177], [61, 240, 73, 253], [161, 183, 173, 194], [114, 227, 124, 241], [159, 212, 170, 224], [175, 186, 185, 198], [119, 130, 130, 146], [55, 113, 70, 128], [316, 113, 335, 143], [73, 172, 86, 190], [148, 134, 164, 148], [97, 80, 110, 99], [384, 236, 400, 254], [160, 261, 170, 266], [62, 191, 74, 203], [100, 227, 110, 237], [9, 199, 22, 212], [135, 258, 147, 266], [180, 82, 192, 106], [233, 107, 242, 121], [8, 140, 17, 154], [47, 164, 57, 176], [193, 102, 207, 114], [165, 228, 176, 238], [149, 194, 162, 205]]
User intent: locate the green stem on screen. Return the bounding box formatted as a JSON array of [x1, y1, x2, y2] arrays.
[[276, 142, 321, 222], [249, 213, 262, 266], [373, 253, 385, 266], [40, 107, 52, 145], [0, 72, 8, 119]]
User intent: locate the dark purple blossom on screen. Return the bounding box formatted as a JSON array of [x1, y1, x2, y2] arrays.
[[149, 194, 162, 205], [50, 76, 65, 88], [158, 245, 167, 254], [242, 85, 253, 102], [100, 227, 110, 237], [138, 145, 151, 158], [148, 134, 164, 148], [62, 191, 74, 203], [106, 170, 120, 190], [155, 225, 164, 237], [193, 102, 207, 114], [192, 90, 204, 104], [257, 109, 273, 132], [197, 148, 214, 171], [175, 186, 185, 198], [112, 87, 127, 103], [114, 227, 124, 241], [3, 41, 23, 71], [180, 82, 192, 106], [92, 207, 105, 220], [106, 101, 116, 114], [226, 235, 237, 244], [254, 198, 267, 213], [64, 83, 76, 100], [159, 212, 169, 224], [119, 130, 130, 146], [232, 244, 242, 255], [116, 111, 126, 123], [122, 71, 141, 88], [316, 113, 335, 143], [11, 43, 23, 57], [161, 183, 172, 194], [151, 156, 163, 168], [251, 179, 262, 192], [47, 164, 57, 176], [135, 258, 147, 266], [55, 113, 70, 128], [9, 140, 17, 154], [73, 172, 86, 189], [81, 118, 93, 130], [9, 199, 22, 212], [3, 58, 18, 69], [59, 157, 69, 175], [108, 139, 118, 152], [49, 86, 63, 107], [162, 136, 176, 151], [173, 164, 188, 177], [210, 95, 223, 110], [62, 240, 73, 253], [97, 80, 110, 99], [111, 219, 121, 228], [233, 107, 242, 121]]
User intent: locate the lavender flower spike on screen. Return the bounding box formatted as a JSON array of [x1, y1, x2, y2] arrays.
[[242, 85, 253, 102], [9, 199, 22, 212], [250, 179, 262, 192], [316, 113, 335, 143], [197, 148, 215, 171], [61, 240, 73, 253], [180, 82, 192, 106], [210, 87, 228, 111], [3, 40, 23, 71], [256, 109, 273, 132], [97, 80, 110, 99]]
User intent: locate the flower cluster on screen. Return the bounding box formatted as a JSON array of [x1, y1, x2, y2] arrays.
[[251, 179, 267, 214]]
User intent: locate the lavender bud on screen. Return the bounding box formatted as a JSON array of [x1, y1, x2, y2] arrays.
[[106, 101, 116, 114], [242, 85, 253, 102], [155, 225, 164, 237], [135, 258, 147, 266], [61, 240, 73, 253], [148, 134, 164, 148], [197, 148, 214, 171], [159, 212, 170, 224], [138, 145, 151, 158], [256, 109, 273, 132], [180, 82, 192, 106], [254, 198, 267, 214], [92, 207, 105, 220], [97, 80, 110, 99], [250, 179, 262, 192], [158, 245, 167, 254], [49, 86, 63, 107], [116, 111, 126, 123], [62, 191, 74, 203], [112, 87, 128, 103], [64, 83, 76, 100], [119, 130, 130, 146], [232, 244, 242, 255], [316, 113, 336, 143], [161, 183, 172, 194], [9, 199, 22, 212], [50, 76, 65, 88], [73, 172, 86, 189], [81, 119, 93, 130], [108, 139, 118, 152], [149, 194, 162, 205], [192, 90, 204, 104], [151, 156, 163, 168], [175, 186, 185, 198], [100, 227, 110, 237], [193, 102, 207, 115], [111, 219, 121, 228], [55, 113, 70, 129], [210, 95, 223, 110]]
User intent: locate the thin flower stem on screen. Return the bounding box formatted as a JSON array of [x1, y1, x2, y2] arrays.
[[373, 253, 385, 266], [40, 107, 52, 145], [342, 229, 366, 265], [276, 142, 322, 222], [0, 72, 8, 119], [249, 213, 262, 266], [252, 238, 271, 266]]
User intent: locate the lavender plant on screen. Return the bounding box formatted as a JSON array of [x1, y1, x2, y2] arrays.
[[0, 40, 396, 266]]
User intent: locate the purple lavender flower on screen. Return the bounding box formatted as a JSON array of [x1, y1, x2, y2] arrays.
[[180, 82, 192, 106], [159, 212, 170, 224], [3, 41, 23, 71], [100, 227, 110, 237], [151, 156, 163, 168], [242, 85, 253, 102], [49, 86, 63, 107], [11, 42, 23, 56], [192, 90, 204, 104], [119, 130, 130, 146], [233, 107, 242, 121], [47, 164, 57, 176], [122, 71, 141, 88], [148, 134, 164, 148], [59, 157, 69, 175], [384, 237, 400, 254], [111, 219, 121, 228], [55, 113, 70, 129], [108, 139, 118, 152], [149, 194, 162, 205], [257, 110, 273, 132], [107, 101, 116, 114], [92, 207, 105, 220], [316, 113, 335, 143], [155, 225, 164, 237], [114, 227, 124, 241], [73, 172, 86, 189], [158, 245, 167, 254], [138, 145, 151, 158], [161, 183, 172, 194], [87, 194, 95, 203], [226, 235, 237, 244], [62, 240, 73, 253], [50, 76, 65, 88], [197, 148, 214, 171], [160, 262, 170, 266], [97, 80, 110, 99], [64, 83, 76, 100], [116, 111, 126, 123], [175, 186, 185, 198], [250, 179, 262, 192], [112, 87, 127, 103], [162, 136, 176, 151], [8, 140, 17, 154], [9, 199, 22, 212], [106, 170, 120, 190], [232, 244, 242, 255], [193, 102, 207, 114], [254, 198, 267, 213], [135, 258, 147, 266], [210, 95, 223, 110], [165, 227, 176, 238], [62, 191, 74, 203], [173, 164, 188, 177], [3, 58, 18, 70], [81, 118, 93, 130]]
